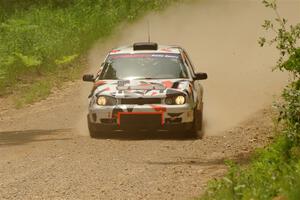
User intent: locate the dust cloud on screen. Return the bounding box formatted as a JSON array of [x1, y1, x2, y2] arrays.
[[79, 0, 300, 136]]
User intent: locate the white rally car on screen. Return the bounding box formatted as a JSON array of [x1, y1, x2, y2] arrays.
[[83, 42, 207, 138]]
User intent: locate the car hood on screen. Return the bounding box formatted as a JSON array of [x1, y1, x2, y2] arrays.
[[92, 79, 192, 98]]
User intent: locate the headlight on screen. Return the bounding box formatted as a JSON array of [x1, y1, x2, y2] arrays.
[[96, 96, 116, 106], [165, 95, 186, 105], [175, 95, 185, 105], [97, 96, 107, 106]]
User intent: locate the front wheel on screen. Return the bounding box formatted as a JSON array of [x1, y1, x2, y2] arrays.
[[189, 109, 204, 139], [87, 115, 99, 138]]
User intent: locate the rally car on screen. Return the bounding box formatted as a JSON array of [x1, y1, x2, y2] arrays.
[[83, 42, 207, 138]]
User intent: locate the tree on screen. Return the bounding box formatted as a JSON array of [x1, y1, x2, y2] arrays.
[[259, 0, 300, 144]]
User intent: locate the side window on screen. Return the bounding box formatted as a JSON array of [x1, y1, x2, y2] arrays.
[[181, 50, 196, 76], [95, 55, 110, 80]]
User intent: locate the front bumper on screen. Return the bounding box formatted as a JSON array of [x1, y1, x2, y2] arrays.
[[88, 104, 194, 130]]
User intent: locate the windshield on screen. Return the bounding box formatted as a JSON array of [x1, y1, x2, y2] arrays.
[[100, 53, 189, 80]]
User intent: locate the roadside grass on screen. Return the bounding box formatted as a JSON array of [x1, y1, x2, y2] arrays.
[[13, 58, 84, 108], [15, 80, 52, 109], [0, 0, 178, 108], [200, 134, 300, 200], [200, 0, 300, 199]]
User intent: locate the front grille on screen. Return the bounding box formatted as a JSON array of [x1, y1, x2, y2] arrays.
[[120, 98, 161, 105]]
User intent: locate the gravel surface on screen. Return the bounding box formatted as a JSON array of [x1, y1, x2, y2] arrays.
[[1, 0, 299, 199], [0, 84, 275, 199]]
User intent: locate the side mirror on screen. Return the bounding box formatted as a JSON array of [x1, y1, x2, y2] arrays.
[[194, 72, 208, 80], [82, 74, 95, 82]]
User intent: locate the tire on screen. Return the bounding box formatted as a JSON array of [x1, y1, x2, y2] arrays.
[[189, 109, 204, 139], [87, 115, 99, 138]]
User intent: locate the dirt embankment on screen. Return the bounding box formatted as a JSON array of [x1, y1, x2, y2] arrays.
[[0, 0, 300, 199]]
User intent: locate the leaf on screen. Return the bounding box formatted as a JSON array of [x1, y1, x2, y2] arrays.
[[0, 69, 7, 80], [262, 20, 272, 30], [55, 54, 78, 65], [234, 184, 246, 191], [258, 37, 266, 47], [1, 55, 16, 66], [14, 53, 42, 67], [283, 18, 287, 25], [262, 0, 270, 7], [223, 177, 233, 184]]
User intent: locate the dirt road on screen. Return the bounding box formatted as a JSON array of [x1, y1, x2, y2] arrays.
[[1, 0, 300, 199]]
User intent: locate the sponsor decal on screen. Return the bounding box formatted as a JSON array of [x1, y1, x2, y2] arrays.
[[110, 53, 180, 59], [89, 80, 107, 97], [151, 91, 158, 96], [110, 49, 120, 53], [162, 80, 173, 88], [96, 87, 110, 95], [159, 48, 173, 52], [150, 105, 166, 112], [94, 80, 106, 87]]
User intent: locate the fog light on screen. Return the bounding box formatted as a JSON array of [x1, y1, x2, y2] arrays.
[[165, 97, 173, 105]]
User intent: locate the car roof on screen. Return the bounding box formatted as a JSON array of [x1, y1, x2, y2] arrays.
[[109, 43, 182, 55]]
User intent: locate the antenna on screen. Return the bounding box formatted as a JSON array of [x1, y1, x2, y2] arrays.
[[147, 20, 151, 42]]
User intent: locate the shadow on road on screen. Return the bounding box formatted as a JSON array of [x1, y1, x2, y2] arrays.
[[92, 130, 201, 141], [145, 152, 252, 167], [0, 129, 72, 146], [146, 158, 225, 166]]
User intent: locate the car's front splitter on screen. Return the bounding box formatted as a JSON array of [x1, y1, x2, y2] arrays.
[[88, 104, 194, 128]]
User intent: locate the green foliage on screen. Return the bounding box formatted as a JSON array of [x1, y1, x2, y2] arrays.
[[0, 0, 177, 97], [282, 49, 300, 75], [259, 1, 300, 76], [280, 83, 300, 144], [15, 79, 52, 108], [55, 54, 78, 65], [201, 0, 300, 199], [14, 59, 83, 108], [14, 53, 42, 68], [202, 137, 300, 200], [285, 162, 300, 200]]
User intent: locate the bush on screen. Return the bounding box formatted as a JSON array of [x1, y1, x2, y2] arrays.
[[201, 137, 300, 200], [0, 0, 177, 96], [201, 0, 300, 199]]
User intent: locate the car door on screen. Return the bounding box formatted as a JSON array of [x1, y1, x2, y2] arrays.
[[181, 50, 203, 110]]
